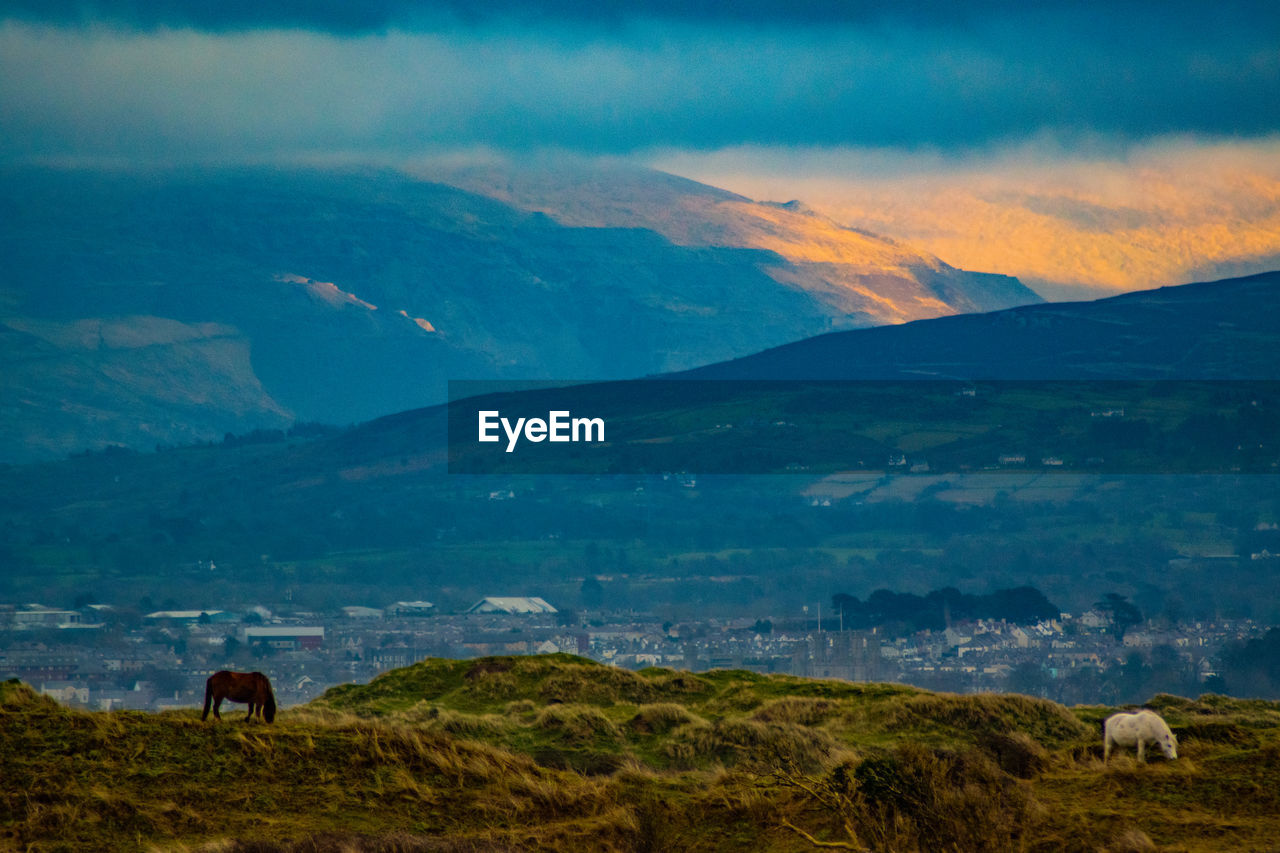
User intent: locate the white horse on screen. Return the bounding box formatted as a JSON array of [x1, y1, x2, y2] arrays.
[[1103, 709, 1177, 762]]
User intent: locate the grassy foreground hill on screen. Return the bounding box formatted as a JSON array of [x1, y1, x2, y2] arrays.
[[5, 655, 1280, 852]]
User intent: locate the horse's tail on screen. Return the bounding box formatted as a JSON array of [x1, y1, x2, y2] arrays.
[[259, 673, 277, 723], [201, 675, 214, 721]]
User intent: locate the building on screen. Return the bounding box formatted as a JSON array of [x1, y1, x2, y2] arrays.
[[1, 649, 79, 681], [386, 601, 435, 617], [40, 681, 90, 705], [802, 631, 882, 681], [10, 605, 83, 629], [467, 597, 557, 615], [144, 610, 238, 623], [341, 606, 383, 619], [240, 626, 325, 650]]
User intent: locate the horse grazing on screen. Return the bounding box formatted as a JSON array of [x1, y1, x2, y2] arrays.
[[202, 670, 276, 723], [1104, 709, 1176, 762]]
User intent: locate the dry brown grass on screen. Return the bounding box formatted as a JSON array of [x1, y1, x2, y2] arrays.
[[184, 834, 529, 852]]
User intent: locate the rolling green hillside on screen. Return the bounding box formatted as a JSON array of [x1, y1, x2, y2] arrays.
[[6, 656, 1280, 851]]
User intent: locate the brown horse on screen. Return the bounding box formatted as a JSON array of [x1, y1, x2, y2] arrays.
[[202, 670, 277, 723]]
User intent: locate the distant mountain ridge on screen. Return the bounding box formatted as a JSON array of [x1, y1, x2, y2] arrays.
[[0, 163, 1038, 462], [300, 270, 1280, 481], [427, 160, 1038, 323], [678, 271, 1280, 381], [1, 270, 1275, 612]]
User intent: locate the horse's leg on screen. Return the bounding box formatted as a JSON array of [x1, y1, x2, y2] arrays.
[[246, 701, 256, 722], [1137, 739, 1145, 763], [213, 696, 223, 720]]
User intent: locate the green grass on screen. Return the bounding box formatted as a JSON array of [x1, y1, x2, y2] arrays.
[[8, 661, 1280, 851]]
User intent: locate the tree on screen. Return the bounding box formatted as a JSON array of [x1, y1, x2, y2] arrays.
[[579, 576, 604, 609], [987, 586, 1059, 624], [1221, 628, 1280, 698], [1006, 661, 1051, 698], [1095, 593, 1143, 642]]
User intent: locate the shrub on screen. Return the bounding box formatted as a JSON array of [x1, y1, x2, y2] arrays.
[[977, 731, 1049, 778], [784, 743, 1045, 853]]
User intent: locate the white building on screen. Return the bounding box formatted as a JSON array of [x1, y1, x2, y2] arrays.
[[467, 597, 557, 615], [240, 626, 325, 650], [387, 601, 435, 617]]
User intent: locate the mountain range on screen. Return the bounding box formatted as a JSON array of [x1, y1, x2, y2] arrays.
[[680, 270, 1280, 380], [2, 270, 1275, 608], [351, 269, 1280, 477], [0, 163, 1037, 462]]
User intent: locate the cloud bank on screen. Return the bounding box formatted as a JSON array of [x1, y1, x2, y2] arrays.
[[3, 0, 1272, 34], [3, 1, 1278, 293], [2, 3, 1278, 163]]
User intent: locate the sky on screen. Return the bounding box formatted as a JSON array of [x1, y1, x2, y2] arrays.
[[3, 0, 1279, 297]]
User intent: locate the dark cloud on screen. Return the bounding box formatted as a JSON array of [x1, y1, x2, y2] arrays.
[[2, 0, 1277, 35], [0, 1, 1277, 162]]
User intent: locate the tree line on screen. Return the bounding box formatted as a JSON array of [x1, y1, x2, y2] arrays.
[[832, 585, 1059, 634]]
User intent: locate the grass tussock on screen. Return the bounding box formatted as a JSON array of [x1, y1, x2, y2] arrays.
[[857, 743, 1045, 852], [534, 704, 623, 745], [887, 691, 1091, 744], [503, 699, 538, 718], [627, 703, 702, 735], [193, 833, 528, 852], [537, 664, 713, 707], [1103, 828, 1158, 853], [773, 743, 1046, 853], [977, 730, 1050, 779], [415, 708, 510, 739], [679, 718, 845, 773], [1, 677, 62, 711], [751, 696, 840, 727]]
